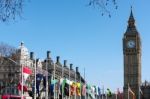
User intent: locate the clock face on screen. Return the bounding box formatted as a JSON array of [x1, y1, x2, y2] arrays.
[[127, 40, 135, 48]]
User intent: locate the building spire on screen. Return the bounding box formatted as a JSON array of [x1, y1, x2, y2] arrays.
[[129, 6, 134, 21], [126, 7, 137, 33], [130, 6, 134, 19]]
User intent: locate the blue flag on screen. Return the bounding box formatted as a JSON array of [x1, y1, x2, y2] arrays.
[[36, 73, 43, 96], [98, 87, 101, 96]]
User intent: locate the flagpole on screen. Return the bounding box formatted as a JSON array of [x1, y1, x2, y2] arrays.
[[128, 84, 129, 99], [84, 68, 86, 99], [61, 63, 64, 99], [61, 66, 64, 99], [21, 64, 23, 99], [139, 86, 140, 99], [102, 85, 104, 99], [54, 62, 56, 99], [46, 59, 48, 99], [69, 64, 71, 99], [34, 59, 36, 99], [116, 90, 117, 99], [75, 68, 76, 99], [105, 91, 107, 99], [80, 72, 81, 99], [87, 84, 89, 99]]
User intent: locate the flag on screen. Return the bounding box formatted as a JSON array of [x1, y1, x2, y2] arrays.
[[117, 88, 121, 99], [36, 73, 43, 96], [98, 87, 101, 96], [139, 86, 143, 95], [86, 84, 95, 98], [82, 84, 86, 96], [90, 86, 95, 98], [55, 79, 61, 95], [76, 82, 81, 96], [64, 83, 69, 96], [49, 78, 58, 95], [17, 67, 32, 92], [50, 84, 54, 95], [17, 82, 28, 91], [96, 86, 99, 95], [107, 88, 112, 97], [86, 84, 91, 94], [61, 79, 66, 95], [43, 76, 46, 89], [70, 82, 76, 96], [128, 86, 135, 99], [128, 87, 135, 96], [23, 67, 32, 81]]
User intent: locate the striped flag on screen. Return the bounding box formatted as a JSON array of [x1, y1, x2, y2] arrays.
[[23, 66, 32, 81], [17, 66, 32, 91], [128, 87, 135, 96], [128, 86, 135, 99]]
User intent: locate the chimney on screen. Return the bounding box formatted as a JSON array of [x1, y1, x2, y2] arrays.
[[30, 52, 34, 60], [36, 58, 39, 63], [64, 60, 67, 67], [36, 58, 39, 66], [56, 56, 60, 63], [76, 67, 79, 73], [47, 51, 51, 59], [70, 64, 73, 70]]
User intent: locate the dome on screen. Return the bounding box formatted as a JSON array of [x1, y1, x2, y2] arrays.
[[17, 42, 29, 59]]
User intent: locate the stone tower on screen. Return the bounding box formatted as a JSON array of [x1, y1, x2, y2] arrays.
[[123, 10, 141, 99]]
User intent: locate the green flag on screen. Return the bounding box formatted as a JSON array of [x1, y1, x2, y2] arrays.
[[62, 79, 66, 95], [107, 88, 112, 97]]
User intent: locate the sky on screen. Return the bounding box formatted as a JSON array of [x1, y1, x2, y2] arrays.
[[0, 0, 150, 92]]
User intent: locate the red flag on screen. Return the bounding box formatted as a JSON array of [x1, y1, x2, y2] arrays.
[[23, 67, 32, 81], [17, 66, 32, 92], [17, 82, 28, 91], [70, 82, 76, 96]]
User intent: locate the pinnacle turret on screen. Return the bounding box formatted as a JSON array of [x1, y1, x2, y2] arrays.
[[126, 8, 138, 34]]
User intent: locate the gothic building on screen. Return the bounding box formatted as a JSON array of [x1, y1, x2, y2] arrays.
[[123, 10, 141, 99], [123, 10, 150, 99]]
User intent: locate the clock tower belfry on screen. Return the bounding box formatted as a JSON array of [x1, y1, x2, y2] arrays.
[[123, 10, 141, 99]]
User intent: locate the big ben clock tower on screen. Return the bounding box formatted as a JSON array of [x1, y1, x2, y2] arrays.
[[123, 10, 141, 99]]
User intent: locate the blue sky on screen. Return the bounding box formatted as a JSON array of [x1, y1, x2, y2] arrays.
[[0, 0, 150, 92]]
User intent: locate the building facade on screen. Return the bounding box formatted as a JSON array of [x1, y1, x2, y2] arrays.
[[122, 10, 150, 99], [123, 10, 141, 99], [0, 42, 86, 99]]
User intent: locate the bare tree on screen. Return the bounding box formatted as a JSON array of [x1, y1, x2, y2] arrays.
[[0, 42, 16, 57], [0, 0, 25, 22], [88, 0, 118, 17], [0, 0, 118, 22]]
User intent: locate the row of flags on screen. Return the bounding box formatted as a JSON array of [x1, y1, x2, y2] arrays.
[[15, 65, 124, 99], [34, 76, 114, 98], [15, 66, 143, 99]]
